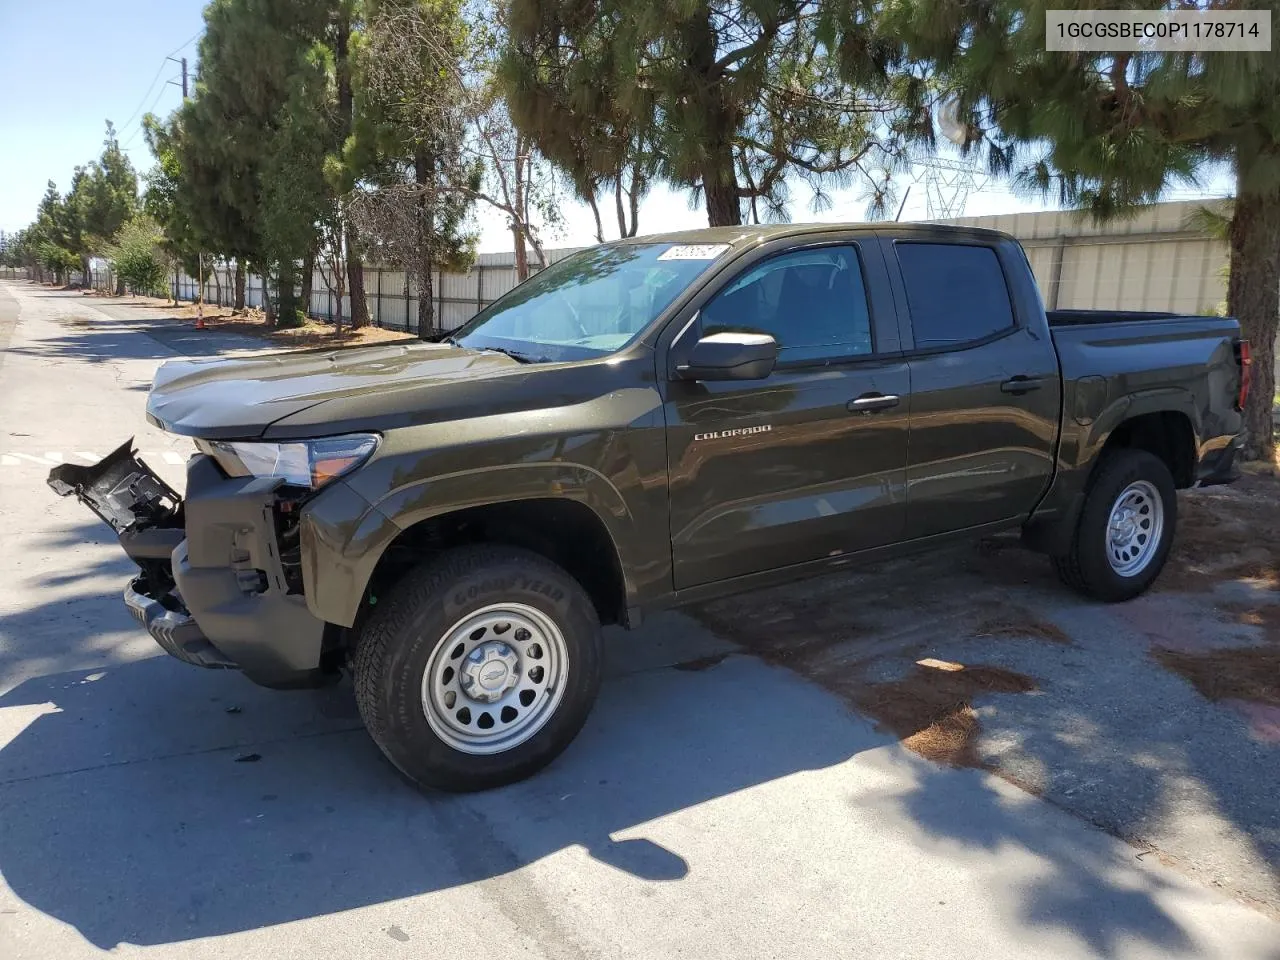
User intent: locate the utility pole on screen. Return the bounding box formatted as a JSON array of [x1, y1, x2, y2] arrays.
[[166, 56, 188, 98]]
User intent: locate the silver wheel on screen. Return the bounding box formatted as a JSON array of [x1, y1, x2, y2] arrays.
[[421, 602, 568, 755], [1106, 480, 1164, 577]]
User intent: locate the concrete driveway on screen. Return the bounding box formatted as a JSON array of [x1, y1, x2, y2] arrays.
[[1, 282, 1277, 959]]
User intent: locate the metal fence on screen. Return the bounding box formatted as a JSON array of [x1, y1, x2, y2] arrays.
[[149, 246, 584, 335], [22, 198, 1237, 325], [0, 267, 32, 281], [936, 199, 1231, 315]]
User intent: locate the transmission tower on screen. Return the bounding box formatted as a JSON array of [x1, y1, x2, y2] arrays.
[[917, 155, 988, 220]]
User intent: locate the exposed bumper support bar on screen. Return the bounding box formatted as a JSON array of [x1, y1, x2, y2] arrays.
[[124, 576, 239, 670]]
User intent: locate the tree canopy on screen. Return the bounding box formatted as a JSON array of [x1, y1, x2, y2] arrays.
[[840, 0, 1280, 457], [502, 0, 924, 226]]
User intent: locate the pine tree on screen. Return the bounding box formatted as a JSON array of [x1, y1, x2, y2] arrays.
[[503, 0, 922, 227], [845, 0, 1280, 459], [177, 0, 331, 322]]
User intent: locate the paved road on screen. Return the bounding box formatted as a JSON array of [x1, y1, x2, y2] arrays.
[[1, 282, 1277, 959]]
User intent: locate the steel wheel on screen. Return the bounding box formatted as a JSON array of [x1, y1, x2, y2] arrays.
[[1106, 479, 1164, 577], [420, 602, 568, 756]]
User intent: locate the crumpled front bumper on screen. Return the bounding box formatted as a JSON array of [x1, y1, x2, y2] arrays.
[[124, 574, 238, 669], [49, 442, 331, 688]]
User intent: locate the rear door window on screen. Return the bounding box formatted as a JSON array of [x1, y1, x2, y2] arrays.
[[894, 243, 1015, 349]]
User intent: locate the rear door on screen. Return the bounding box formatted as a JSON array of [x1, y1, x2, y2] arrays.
[[882, 237, 1061, 539], [662, 236, 910, 589]]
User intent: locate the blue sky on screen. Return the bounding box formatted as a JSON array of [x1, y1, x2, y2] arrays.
[[0, 0, 1233, 253]]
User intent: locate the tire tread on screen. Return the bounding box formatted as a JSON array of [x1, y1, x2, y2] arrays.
[[352, 545, 600, 791]]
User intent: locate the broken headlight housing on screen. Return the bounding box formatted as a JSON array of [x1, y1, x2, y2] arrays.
[[196, 433, 379, 489]]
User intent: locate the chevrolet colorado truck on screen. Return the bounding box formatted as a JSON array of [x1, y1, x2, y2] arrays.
[[50, 224, 1249, 792]]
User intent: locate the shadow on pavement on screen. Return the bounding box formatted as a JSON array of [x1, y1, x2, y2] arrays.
[[696, 536, 1280, 915], [0, 594, 1243, 955]]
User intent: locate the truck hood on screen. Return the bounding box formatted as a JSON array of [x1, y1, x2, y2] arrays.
[[146, 341, 522, 439]]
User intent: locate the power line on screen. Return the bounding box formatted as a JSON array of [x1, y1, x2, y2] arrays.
[[116, 30, 202, 136], [118, 62, 169, 134], [122, 78, 179, 150], [164, 29, 202, 61]]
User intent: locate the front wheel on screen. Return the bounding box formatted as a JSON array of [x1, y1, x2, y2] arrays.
[[1052, 449, 1177, 602], [353, 546, 603, 792]]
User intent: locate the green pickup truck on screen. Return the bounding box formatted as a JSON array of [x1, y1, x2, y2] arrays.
[[51, 223, 1248, 792]]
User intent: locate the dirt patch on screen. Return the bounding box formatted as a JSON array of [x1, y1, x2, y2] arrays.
[[1158, 473, 1280, 592], [92, 295, 416, 350], [672, 652, 732, 672], [1153, 600, 1280, 708], [853, 660, 1037, 766], [971, 603, 1072, 644], [1154, 647, 1280, 708]]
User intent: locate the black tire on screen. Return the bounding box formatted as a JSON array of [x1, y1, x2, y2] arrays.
[[353, 545, 602, 792], [1052, 449, 1177, 602]]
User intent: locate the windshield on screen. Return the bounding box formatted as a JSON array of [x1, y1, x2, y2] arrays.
[[451, 242, 729, 361]]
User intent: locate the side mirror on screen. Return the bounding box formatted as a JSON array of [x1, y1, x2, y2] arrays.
[[676, 331, 778, 382]]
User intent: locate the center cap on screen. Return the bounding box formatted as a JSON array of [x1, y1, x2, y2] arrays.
[[459, 641, 520, 703], [1112, 510, 1136, 543]]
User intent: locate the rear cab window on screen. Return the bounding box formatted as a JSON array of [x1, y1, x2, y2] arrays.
[[894, 242, 1015, 350]]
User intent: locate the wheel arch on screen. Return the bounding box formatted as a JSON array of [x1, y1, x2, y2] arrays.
[[363, 497, 630, 629], [300, 463, 640, 632]]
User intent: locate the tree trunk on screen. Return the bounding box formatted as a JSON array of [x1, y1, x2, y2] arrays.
[[300, 249, 315, 320], [627, 163, 641, 237], [234, 261, 245, 311], [212, 265, 222, 307], [702, 149, 742, 227], [346, 226, 369, 329], [587, 191, 605, 244], [690, 8, 742, 227], [276, 273, 299, 328], [513, 151, 530, 282], [114, 269, 125, 296], [334, 11, 369, 330], [1227, 187, 1280, 461], [171, 266, 180, 305], [334, 268, 346, 338], [615, 177, 627, 240], [415, 147, 436, 338]]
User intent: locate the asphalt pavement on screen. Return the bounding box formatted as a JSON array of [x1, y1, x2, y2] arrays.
[[1, 282, 1277, 959]]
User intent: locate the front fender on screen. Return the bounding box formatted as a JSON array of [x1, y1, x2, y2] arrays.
[[297, 463, 651, 628]]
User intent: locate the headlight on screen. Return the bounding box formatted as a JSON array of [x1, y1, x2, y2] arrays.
[[196, 433, 379, 489]]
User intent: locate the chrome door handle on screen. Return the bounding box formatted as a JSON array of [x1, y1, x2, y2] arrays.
[[848, 393, 901, 413]]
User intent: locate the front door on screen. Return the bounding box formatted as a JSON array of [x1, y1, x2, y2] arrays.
[[663, 241, 911, 589]]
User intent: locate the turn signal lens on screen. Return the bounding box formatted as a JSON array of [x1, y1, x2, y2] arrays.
[[198, 434, 378, 489]]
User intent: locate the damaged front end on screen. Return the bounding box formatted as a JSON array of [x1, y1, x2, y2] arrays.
[[49, 439, 335, 686], [48, 440, 238, 669]]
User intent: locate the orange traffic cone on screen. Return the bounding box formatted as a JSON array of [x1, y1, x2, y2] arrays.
[[195, 300, 206, 330]]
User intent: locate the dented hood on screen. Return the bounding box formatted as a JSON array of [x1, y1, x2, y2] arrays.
[[145, 341, 521, 439]]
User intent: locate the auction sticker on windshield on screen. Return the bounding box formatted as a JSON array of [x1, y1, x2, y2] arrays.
[[658, 244, 730, 261]]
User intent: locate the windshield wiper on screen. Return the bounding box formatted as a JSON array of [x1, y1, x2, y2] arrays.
[[481, 346, 538, 364]]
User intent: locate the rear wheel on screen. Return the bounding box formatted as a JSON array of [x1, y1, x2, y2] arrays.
[[1052, 449, 1177, 602], [353, 546, 602, 792]]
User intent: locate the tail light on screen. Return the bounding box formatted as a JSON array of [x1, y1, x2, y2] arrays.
[[1235, 339, 1252, 410]]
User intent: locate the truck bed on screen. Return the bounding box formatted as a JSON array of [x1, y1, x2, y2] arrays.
[[1047, 309, 1224, 327]]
